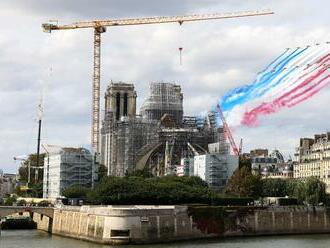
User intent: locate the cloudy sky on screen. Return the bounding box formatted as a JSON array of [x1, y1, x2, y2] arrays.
[[1, 0, 329, 173]]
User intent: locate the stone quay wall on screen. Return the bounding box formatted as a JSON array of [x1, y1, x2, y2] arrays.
[[32, 205, 330, 245]]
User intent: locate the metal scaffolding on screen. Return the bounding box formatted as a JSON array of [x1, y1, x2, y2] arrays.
[[140, 82, 183, 126]]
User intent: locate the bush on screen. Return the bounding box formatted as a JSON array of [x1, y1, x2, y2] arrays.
[[17, 199, 27, 206], [4, 196, 17, 206]]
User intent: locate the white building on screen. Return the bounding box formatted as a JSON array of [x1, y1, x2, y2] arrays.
[[294, 133, 330, 193], [43, 145, 95, 199], [193, 153, 238, 191]]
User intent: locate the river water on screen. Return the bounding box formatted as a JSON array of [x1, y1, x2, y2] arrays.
[[1, 230, 330, 248]]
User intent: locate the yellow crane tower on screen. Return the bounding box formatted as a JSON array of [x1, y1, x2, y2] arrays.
[[42, 9, 274, 153]]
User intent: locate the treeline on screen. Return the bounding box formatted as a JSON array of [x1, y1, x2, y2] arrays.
[[226, 166, 326, 205], [62, 167, 327, 206], [63, 176, 252, 206]]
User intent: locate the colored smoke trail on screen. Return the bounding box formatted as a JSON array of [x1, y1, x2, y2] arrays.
[[256, 47, 327, 98], [241, 62, 330, 126], [218, 44, 330, 127], [262, 53, 329, 103], [221, 47, 309, 112]]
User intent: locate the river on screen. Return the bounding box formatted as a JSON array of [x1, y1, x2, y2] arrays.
[[1, 230, 330, 248]]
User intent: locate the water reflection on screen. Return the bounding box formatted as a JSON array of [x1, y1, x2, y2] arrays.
[[1, 230, 330, 248]]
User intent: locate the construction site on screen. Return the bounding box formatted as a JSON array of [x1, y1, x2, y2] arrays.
[[100, 81, 238, 190], [40, 10, 274, 190]]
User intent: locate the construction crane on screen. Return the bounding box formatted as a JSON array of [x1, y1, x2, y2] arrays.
[[216, 104, 240, 156], [42, 9, 274, 153]]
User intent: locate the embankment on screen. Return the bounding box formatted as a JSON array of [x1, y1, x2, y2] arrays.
[[32, 205, 330, 245]]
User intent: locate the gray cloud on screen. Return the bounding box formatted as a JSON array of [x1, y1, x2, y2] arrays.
[[0, 0, 330, 172], [1, 0, 217, 19]]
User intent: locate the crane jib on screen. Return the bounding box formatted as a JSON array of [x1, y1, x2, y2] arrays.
[[42, 10, 274, 32], [42, 9, 273, 153]]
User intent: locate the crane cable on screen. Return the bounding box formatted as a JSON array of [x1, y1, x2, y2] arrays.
[[178, 21, 183, 66]]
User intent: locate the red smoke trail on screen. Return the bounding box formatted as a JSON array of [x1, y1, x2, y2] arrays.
[[303, 52, 330, 70], [287, 74, 330, 108], [241, 64, 330, 126], [316, 52, 330, 64], [284, 53, 330, 93], [274, 64, 329, 104], [301, 52, 330, 75], [281, 72, 330, 106], [267, 53, 330, 101]]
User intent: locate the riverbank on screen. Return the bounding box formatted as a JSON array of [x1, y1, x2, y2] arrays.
[[2, 230, 330, 248], [30, 205, 330, 245]]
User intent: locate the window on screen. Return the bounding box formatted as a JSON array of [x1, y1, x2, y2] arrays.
[[116, 92, 121, 120], [111, 230, 130, 237], [123, 93, 128, 116]]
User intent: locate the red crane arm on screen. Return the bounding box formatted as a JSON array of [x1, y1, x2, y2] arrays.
[[216, 104, 240, 156]]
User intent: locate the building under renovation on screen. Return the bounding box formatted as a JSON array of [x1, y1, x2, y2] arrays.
[[100, 81, 231, 180], [140, 82, 183, 126], [43, 145, 94, 199]]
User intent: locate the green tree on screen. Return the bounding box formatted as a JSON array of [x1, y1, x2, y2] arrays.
[[62, 185, 90, 199], [304, 176, 326, 205], [87, 176, 212, 205], [16, 153, 45, 198], [261, 179, 288, 197], [18, 153, 45, 185], [239, 157, 252, 170], [29, 183, 43, 198], [97, 164, 108, 181], [291, 180, 306, 204], [225, 166, 262, 198], [262, 177, 326, 205], [125, 169, 153, 178], [18, 166, 29, 183]]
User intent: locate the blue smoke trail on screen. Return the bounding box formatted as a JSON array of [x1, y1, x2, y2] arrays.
[[262, 48, 291, 72], [220, 47, 309, 111], [255, 66, 298, 98], [249, 47, 309, 98], [220, 50, 292, 105], [220, 48, 299, 110], [254, 46, 323, 98]]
